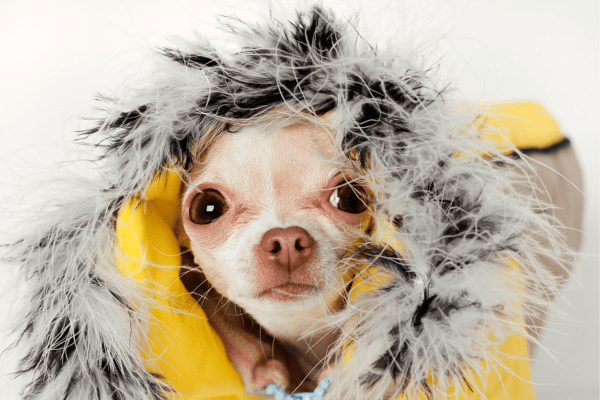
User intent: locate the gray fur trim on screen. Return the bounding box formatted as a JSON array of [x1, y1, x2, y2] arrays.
[[3, 178, 172, 400]]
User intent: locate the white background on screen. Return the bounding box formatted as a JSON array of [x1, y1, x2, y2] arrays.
[[0, 1, 597, 399]]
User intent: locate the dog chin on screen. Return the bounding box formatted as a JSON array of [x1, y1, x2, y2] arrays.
[[236, 287, 326, 312], [232, 286, 341, 340]]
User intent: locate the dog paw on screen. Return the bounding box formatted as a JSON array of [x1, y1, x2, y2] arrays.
[[254, 359, 289, 389]]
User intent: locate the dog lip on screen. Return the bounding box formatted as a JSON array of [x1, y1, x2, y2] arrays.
[[258, 283, 318, 301]]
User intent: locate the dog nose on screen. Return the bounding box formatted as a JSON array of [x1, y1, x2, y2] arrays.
[[259, 227, 314, 272]]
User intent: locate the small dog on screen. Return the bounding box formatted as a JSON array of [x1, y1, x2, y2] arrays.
[[177, 119, 368, 392], [175, 115, 585, 396], [3, 7, 583, 400], [175, 112, 585, 396]]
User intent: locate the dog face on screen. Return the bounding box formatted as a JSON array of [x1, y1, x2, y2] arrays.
[[181, 121, 368, 339]]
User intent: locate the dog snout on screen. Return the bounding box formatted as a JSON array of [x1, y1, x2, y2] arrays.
[[258, 227, 314, 273]]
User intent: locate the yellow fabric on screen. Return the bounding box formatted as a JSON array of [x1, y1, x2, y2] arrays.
[[114, 101, 560, 399], [115, 172, 264, 400], [474, 101, 564, 155]]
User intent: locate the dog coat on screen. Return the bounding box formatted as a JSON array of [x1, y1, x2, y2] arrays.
[[4, 7, 578, 400]]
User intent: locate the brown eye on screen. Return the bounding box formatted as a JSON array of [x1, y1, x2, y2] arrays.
[[189, 189, 228, 224], [329, 183, 368, 214]]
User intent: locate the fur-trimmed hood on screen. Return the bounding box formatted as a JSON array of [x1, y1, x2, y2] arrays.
[[2, 6, 571, 400]]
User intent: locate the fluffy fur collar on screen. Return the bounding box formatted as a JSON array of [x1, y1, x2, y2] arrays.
[[2, 5, 570, 400]]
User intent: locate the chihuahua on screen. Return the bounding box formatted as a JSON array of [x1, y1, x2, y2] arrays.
[[178, 119, 368, 394], [175, 115, 585, 396]]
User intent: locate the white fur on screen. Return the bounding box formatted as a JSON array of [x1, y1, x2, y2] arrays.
[[182, 124, 360, 342]]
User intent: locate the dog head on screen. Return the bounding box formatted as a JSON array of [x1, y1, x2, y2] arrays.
[[180, 119, 369, 339]]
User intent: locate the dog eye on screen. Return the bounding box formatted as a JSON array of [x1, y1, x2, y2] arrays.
[[189, 189, 228, 224], [329, 183, 368, 214]]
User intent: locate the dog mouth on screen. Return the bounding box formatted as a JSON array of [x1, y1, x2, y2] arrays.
[[258, 283, 319, 302]]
